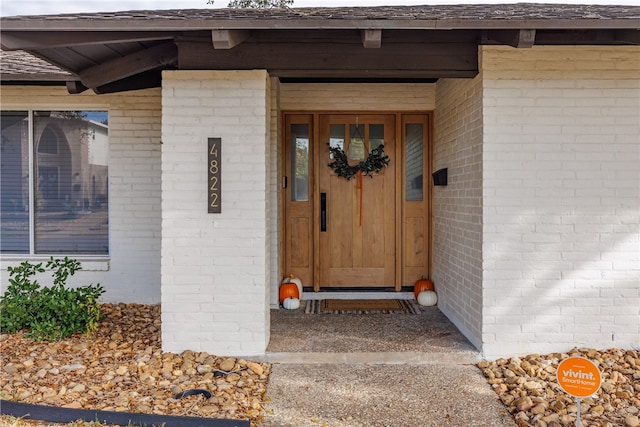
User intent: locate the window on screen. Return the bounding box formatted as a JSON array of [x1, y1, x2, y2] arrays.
[[405, 123, 424, 201], [1, 111, 109, 255], [290, 124, 309, 202]]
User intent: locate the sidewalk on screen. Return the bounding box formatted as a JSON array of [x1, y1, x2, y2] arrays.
[[254, 307, 517, 427]]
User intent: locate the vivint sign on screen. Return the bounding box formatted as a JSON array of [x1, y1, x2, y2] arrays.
[[556, 356, 602, 398]]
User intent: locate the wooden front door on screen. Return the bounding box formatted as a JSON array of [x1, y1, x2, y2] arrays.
[[283, 112, 431, 292], [317, 114, 396, 289]]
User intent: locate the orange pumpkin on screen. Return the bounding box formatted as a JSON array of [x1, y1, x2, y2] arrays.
[[413, 277, 434, 299], [282, 275, 303, 299], [279, 282, 300, 304]]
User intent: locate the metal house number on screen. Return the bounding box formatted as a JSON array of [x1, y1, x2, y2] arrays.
[[208, 138, 221, 213]]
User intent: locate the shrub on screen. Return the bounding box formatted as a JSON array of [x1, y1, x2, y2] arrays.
[[0, 257, 104, 341]]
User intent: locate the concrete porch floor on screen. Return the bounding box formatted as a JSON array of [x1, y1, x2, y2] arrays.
[[255, 304, 517, 427], [258, 304, 481, 365]]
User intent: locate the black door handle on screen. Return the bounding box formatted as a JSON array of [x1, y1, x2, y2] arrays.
[[320, 193, 327, 232]]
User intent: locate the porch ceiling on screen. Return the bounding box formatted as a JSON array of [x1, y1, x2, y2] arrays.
[[1, 4, 638, 94]]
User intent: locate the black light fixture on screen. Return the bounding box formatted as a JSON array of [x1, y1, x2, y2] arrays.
[[432, 168, 448, 186]]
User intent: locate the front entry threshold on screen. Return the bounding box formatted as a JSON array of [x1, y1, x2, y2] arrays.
[[303, 290, 414, 300]]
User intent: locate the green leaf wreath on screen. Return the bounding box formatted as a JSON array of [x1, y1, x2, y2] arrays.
[[328, 144, 390, 180]]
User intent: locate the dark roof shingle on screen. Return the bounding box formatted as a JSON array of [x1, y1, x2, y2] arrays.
[[0, 50, 74, 81], [2, 4, 639, 29]]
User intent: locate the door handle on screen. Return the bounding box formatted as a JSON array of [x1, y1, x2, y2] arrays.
[[320, 192, 327, 232]]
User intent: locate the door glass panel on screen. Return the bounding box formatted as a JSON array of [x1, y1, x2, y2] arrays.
[[348, 124, 365, 161], [329, 124, 344, 159], [291, 124, 309, 201], [405, 123, 423, 201], [369, 124, 384, 152]]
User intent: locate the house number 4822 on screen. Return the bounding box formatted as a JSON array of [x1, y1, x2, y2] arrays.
[[208, 138, 221, 213]]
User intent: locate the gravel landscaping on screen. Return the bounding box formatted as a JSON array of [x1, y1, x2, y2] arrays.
[[1, 303, 638, 427], [479, 348, 640, 427], [0, 303, 270, 426]]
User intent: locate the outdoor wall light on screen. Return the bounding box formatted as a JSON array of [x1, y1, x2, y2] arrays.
[[432, 168, 448, 186]]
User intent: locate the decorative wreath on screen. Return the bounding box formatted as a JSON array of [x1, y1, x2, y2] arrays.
[[327, 144, 390, 180]]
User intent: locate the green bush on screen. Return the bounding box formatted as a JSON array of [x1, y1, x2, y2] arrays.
[[0, 257, 105, 341]]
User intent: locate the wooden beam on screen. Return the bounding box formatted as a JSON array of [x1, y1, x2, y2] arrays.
[[530, 29, 640, 46], [485, 29, 536, 48], [269, 69, 478, 79], [78, 43, 177, 89], [0, 31, 176, 50], [615, 29, 640, 45], [211, 30, 250, 49], [361, 29, 382, 48], [66, 80, 88, 94], [178, 40, 478, 78], [93, 71, 162, 94], [517, 29, 536, 48]]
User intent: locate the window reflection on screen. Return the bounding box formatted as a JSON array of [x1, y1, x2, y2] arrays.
[[0, 111, 30, 253], [348, 124, 366, 161], [369, 124, 384, 152], [33, 111, 109, 254], [291, 124, 309, 201], [405, 124, 423, 201], [329, 124, 345, 159]]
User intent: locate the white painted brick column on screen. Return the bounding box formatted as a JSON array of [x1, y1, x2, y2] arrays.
[[161, 70, 271, 356]]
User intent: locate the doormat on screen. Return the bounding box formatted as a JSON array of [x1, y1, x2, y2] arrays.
[[305, 299, 421, 314]]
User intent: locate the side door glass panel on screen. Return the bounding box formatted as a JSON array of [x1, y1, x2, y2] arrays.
[[290, 124, 309, 201], [405, 123, 424, 201]]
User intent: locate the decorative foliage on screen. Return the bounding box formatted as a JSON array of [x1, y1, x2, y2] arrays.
[[0, 257, 104, 341], [328, 144, 390, 180]]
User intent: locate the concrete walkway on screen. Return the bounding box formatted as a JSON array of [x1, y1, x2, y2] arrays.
[[254, 307, 517, 427]]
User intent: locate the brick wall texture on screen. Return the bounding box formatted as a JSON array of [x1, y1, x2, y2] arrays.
[[160, 70, 271, 356], [480, 46, 639, 358], [433, 76, 484, 351]]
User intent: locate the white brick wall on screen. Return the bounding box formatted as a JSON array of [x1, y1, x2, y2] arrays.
[[481, 46, 640, 358], [0, 86, 162, 304], [161, 70, 271, 356], [433, 76, 484, 351]]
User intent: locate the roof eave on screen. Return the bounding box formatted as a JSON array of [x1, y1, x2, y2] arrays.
[[1, 18, 639, 32]]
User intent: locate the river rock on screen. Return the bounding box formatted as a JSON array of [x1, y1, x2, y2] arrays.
[[219, 358, 236, 372], [479, 348, 640, 427], [247, 361, 264, 375], [626, 415, 640, 427], [197, 364, 213, 374], [515, 396, 534, 411]]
